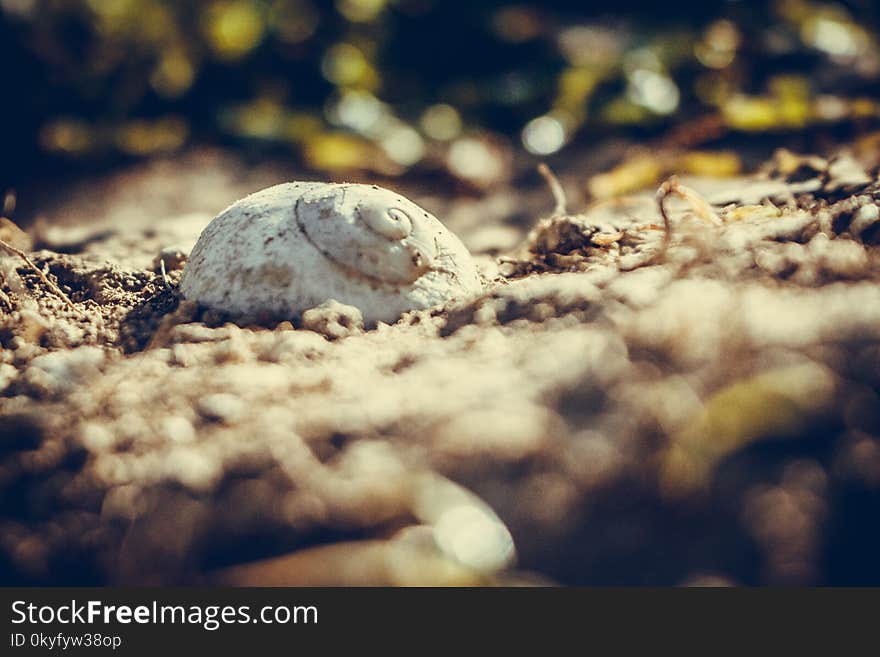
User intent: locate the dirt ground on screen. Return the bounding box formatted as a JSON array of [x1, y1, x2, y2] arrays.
[[1, 146, 879, 586]]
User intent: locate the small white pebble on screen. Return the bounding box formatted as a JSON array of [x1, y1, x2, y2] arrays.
[[301, 299, 364, 339]]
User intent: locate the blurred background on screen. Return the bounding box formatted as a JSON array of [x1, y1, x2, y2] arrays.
[[2, 0, 879, 214]]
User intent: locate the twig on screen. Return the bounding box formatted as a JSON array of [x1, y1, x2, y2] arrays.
[[0, 238, 78, 312], [655, 177, 676, 257], [669, 180, 722, 226], [537, 162, 568, 216], [618, 178, 676, 271], [620, 175, 721, 272]]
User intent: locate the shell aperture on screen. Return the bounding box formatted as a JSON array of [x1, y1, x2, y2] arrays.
[[180, 182, 483, 325]]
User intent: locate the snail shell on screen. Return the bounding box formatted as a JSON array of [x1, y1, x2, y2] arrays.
[[180, 182, 483, 324]]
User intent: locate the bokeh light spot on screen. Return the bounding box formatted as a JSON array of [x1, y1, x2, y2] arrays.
[[380, 123, 425, 166], [420, 104, 462, 141], [336, 0, 387, 23], [39, 119, 93, 154], [521, 114, 566, 155], [321, 43, 371, 86], [203, 1, 265, 61], [327, 90, 384, 133], [627, 69, 680, 115]]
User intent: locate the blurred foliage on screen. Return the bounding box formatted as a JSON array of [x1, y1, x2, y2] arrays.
[[1, 0, 880, 186]]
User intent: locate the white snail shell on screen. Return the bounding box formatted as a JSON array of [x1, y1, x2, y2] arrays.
[[180, 182, 483, 324]]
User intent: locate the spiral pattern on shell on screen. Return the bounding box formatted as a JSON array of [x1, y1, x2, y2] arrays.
[[180, 182, 483, 325]]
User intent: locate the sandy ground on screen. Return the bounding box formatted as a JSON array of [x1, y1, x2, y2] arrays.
[[1, 148, 879, 585]]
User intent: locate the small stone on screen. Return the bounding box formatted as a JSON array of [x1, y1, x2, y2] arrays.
[[301, 300, 364, 340]]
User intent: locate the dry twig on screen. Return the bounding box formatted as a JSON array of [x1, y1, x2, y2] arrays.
[[0, 238, 79, 312], [537, 162, 568, 216], [620, 176, 723, 272]]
